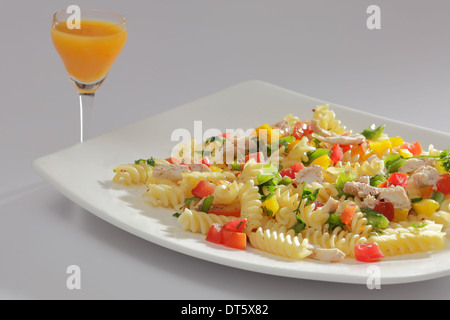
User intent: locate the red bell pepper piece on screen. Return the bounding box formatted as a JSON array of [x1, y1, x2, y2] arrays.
[[387, 172, 408, 188], [374, 201, 395, 221], [330, 144, 343, 164]]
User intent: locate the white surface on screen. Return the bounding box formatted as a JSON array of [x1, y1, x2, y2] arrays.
[[33, 80, 450, 285], [2, 0, 450, 299]]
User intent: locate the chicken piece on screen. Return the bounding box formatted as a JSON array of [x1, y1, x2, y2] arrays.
[[312, 133, 366, 145], [271, 120, 290, 136], [358, 175, 371, 185], [361, 195, 379, 209], [152, 163, 190, 181], [412, 165, 440, 188], [188, 164, 211, 173], [378, 186, 411, 209], [398, 158, 425, 174], [295, 164, 324, 184], [308, 246, 346, 262], [343, 181, 381, 199]]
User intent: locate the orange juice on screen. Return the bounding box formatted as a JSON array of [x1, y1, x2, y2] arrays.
[[51, 19, 127, 84]]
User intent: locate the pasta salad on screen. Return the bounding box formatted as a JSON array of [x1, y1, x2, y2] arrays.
[[112, 105, 450, 263]]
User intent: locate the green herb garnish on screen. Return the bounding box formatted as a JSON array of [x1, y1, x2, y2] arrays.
[[413, 149, 450, 173], [135, 157, 156, 167], [412, 223, 426, 228], [291, 216, 307, 233], [201, 195, 214, 213]]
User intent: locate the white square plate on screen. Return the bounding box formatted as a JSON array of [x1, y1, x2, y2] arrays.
[[33, 80, 450, 285]]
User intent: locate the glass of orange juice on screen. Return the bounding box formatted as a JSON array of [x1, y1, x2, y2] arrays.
[[51, 8, 127, 142]]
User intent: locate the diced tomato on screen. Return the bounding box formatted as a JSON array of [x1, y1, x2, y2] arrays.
[[223, 218, 247, 233], [292, 121, 313, 140], [245, 152, 264, 163], [387, 172, 408, 188], [201, 156, 211, 167], [436, 174, 450, 195], [208, 204, 241, 217], [191, 180, 216, 198], [354, 242, 384, 262], [401, 141, 423, 157], [330, 144, 343, 164], [222, 229, 247, 250], [340, 204, 357, 226], [374, 201, 395, 221], [205, 223, 223, 244], [165, 157, 181, 165], [280, 163, 304, 179]]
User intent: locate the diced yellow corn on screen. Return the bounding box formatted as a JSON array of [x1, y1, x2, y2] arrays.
[[369, 140, 392, 157], [389, 136, 404, 148], [262, 195, 279, 217], [210, 165, 223, 173], [311, 154, 331, 169], [412, 199, 440, 217], [393, 208, 409, 222]]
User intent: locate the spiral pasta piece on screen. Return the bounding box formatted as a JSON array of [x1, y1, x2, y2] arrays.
[[143, 184, 184, 209], [248, 227, 312, 260], [177, 209, 236, 234], [212, 181, 241, 205], [282, 136, 315, 167], [301, 227, 367, 257], [368, 228, 446, 257], [312, 104, 347, 135], [295, 199, 330, 231], [113, 163, 152, 185], [239, 180, 264, 234]]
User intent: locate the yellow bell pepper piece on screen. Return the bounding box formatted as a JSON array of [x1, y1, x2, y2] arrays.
[[311, 154, 331, 169], [412, 199, 440, 217], [262, 195, 279, 217], [255, 124, 280, 144], [398, 148, 413, 159], [210, 165, 223, 173], [436, 161, 447, 174], [369, 139, 392, 157], [287, 139, 300, 153], [393, 208, 409, 222], [389, 136, 404, 148]]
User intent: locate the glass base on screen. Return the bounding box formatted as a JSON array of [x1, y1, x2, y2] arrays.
[[69, 75, 107, 94]]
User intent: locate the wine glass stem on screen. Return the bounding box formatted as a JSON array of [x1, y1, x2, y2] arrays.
[[79, 93, 95, 142]]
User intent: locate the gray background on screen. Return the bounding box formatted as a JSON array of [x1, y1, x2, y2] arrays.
[[1, 0, 449, 299]]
